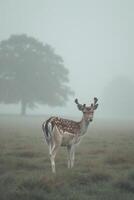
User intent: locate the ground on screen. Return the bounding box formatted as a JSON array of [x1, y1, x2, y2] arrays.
[[0, 116, 134, 200]]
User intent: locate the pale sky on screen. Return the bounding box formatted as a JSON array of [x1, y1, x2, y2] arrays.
[[0, 0, 134, 117]]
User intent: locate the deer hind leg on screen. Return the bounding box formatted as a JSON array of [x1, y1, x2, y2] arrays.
[[50, 152, 56, 173], [50, 143, 61, 173], [67, 145, 75, 168], [50, 129, 62, 173]]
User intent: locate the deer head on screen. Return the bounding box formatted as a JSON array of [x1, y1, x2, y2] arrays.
[[75, 97, 99, 122]]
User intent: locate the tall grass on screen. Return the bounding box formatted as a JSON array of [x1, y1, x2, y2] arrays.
[[0, 116, 134, 200]]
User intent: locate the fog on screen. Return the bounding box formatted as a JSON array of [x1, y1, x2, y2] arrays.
[[0, 0, 134, 119]]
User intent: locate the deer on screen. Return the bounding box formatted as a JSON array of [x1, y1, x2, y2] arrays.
[[42, 97, 99, 173]]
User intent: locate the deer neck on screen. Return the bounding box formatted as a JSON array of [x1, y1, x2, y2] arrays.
[[79, 116, 90, 135]]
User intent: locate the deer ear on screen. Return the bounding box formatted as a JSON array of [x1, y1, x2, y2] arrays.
[[94, 104, 98, 110], [91, 103, 94, 107], [77, 104, 84, 111]]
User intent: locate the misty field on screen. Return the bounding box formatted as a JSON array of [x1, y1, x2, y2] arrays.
[[0, 116, 134, 200]]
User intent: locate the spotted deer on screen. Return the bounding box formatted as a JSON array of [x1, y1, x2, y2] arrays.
[[42, 97, 99, 173]]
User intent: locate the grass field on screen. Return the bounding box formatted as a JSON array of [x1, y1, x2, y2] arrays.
[[0, 116, 134, 200]]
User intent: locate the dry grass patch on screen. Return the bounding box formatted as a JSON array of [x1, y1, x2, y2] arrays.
[[105, 151, 134, 166], [90, 171, 112, 182], [12, 151, 44, 158], [75, 170, 112, 186], [114, 179, 134, 193]]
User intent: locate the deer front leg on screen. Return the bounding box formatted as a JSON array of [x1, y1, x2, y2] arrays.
[[67, 145, 75, 168], [67, 145, 71, 168], [70, 145, 75, 168]]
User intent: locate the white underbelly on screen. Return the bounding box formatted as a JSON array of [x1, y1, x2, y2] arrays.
[[61, 132, 81, 146]]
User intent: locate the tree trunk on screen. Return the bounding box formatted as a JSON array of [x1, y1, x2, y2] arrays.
[[21, 100, 27, 115]]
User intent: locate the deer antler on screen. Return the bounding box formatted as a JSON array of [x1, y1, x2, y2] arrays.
[[75, 99, 79, 105], [92, 97, 98, 110], [75, 99, 85, 111], [94, 97, 98, 105]]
